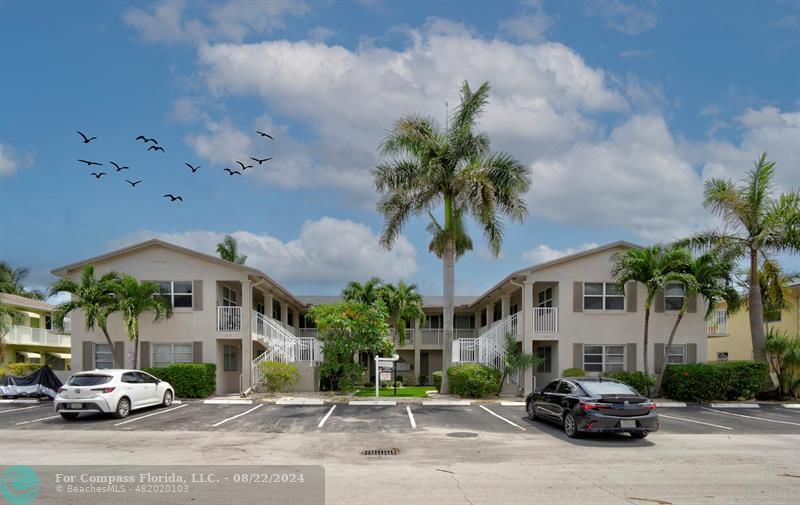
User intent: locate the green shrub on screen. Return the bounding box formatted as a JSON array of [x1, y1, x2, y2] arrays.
[[561, 367, 586, 377], [432, 371, 442, 390], [258, 361, 300, 393], [603, 371, 655, 396], [446, 364, 502, 398], [2, 363, 43, 376], [142, 363, 216, 398], [403, 374, 418, 386], [662, 361, 769, 402]]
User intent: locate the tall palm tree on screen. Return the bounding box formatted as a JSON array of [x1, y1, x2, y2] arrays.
[[342, 277, 384, 305], [373, 81, 530, 393], [612, 245, 693, 376], [49, 266, 122, 366], [0, 262, 45, 300], [681, 153, 800, 362], [653, 251, 741, 394], [216, 235, 247, 265], [753, 258, 798, 335], [426, 209, 473, 259], [114, 275, 172, 369], [381, 281, 425, 346]]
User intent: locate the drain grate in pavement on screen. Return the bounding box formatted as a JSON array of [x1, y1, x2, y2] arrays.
[[446, 432, 479, 438], [361, 448, 400, 456]]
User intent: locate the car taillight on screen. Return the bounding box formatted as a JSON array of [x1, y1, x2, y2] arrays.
[[581, 401, 600, 411], [643, 401, 656, 410], [91, 387, 116, 394]]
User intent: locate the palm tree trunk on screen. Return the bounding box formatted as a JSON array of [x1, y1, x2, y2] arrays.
[[440, 239, 456, 395], [654, 310, 685, 395], [643, 306, 651, 376], [133, 333, 139, 369], [497, 370, 507, 395], [748, 249, 767, 362], [98, 323, 119, 368]]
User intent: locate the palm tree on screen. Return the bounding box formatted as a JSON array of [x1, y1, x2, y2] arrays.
[[381, 281, 425, 346], [653, 251, 741, 394], [498, 333, 541, 395], [752, 258, 798, 335], [612, 245, 693, 376], [373, 81, 530, 393], [0, 262, 45, 300], [426, 209, 473, 259], [342, 277, 384, 305], [216, 235, 247, 265], [0, 302, 21, 363], [49, 266, 122, 366], [114, 275, 172, 369], [681, 153, 800, 361]]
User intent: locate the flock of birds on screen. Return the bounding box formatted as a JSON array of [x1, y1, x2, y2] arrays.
[[74, 130, 276, 203]]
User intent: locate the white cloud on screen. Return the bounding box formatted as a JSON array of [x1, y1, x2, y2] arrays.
[[184, 117, 253, 165], [522, 242, 600, 264], [308, 26, 336, 43], [499, 0, 552, 42], [169, 97, 206, 123], [0, 143, 33, 177], [736, 106, 788, 128], [585, 0, 658, 35], [108, 217, 417, 288]]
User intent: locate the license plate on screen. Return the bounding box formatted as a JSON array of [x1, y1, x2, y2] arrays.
[[620, 420, 636, 428], [68, 403, 82, 409]]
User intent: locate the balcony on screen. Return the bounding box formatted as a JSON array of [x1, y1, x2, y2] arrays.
[[419, 328, 476, 347], [297, 328, 319, 339], [217, 306, 242, 332], [2, 326, 71, 348], [533, 307, 559, 333], [707, 309, 728, 337], [390, 328, 415, 348]]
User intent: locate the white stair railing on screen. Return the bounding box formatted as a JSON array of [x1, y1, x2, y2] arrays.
[[251, 313, 322, 385], [451, 312, 524, 386]]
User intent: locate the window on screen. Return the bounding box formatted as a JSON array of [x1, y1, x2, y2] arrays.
[[716, 351, 729, 362], [584, 283, 624, 311], [583, 345, 625, 372], [557, 381, 575, 394], [667, 344, 686, 364], [223, 345, 239, 372], [288, 309, 294, 327], [152, 343, 193, 368], [136, 372, 160, 384], [425, 315, 442, 329], [542, 380, 559, 393], [454, 315, 474, 329], [157, 281, 193, 308], [94, 343, 113, 369], [493, 302, 502, 322], [665, 283, 685, 311], [221, 286, 238, 307], [68, 374, 111, 386], [536, 346, 552, 373], [121, 372, 141, 383], [537, 287, 553, 308], [579, 381, 637, 396], [480, 311, 487, 327]]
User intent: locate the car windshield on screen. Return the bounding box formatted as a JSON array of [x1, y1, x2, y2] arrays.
[[578, 381, 638, 396], [67, 374, 112, 386]]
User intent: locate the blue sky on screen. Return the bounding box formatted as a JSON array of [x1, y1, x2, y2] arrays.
[[0, 0, 798, 296]]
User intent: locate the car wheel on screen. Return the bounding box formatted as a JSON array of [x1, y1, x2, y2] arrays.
[[60, 413, 79, 421], [563, 412, 581, 438], [526, 401, 538, 421], [113, 397, 131, 419], [630, 431, 649, 439], [162, 390, 173, 407]]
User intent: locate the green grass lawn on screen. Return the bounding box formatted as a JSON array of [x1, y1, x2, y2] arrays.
[[354, 386, 435, 398]]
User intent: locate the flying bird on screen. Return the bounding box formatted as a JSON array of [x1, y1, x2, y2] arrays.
[[78, 159, 102, 167], [163, 194, 183, 202], [185, 163, 200, 173], [126, 179, 142, 187], [256, 131, 274, 140], [90, 172, 107, 179], [109, 161, 129, 171], [250, 157, 273, 165], [236, 160, 253, 170], [77, 131, 97, 143], [136, 136, 158, 144], [224, 168, 242, 176], [148, 146, 165, 152]]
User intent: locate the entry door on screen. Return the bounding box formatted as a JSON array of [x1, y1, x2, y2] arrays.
[[420, 353, 429, 382]]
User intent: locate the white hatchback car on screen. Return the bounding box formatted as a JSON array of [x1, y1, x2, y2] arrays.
[[54, 369, 175, 420]]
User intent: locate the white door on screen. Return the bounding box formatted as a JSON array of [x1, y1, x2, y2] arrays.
[[136, 372, 160, 404], [120, 372, 146, 407]]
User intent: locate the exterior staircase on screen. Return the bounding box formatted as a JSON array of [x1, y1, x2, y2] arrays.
[[251, 313, 322, 385], [452, 312, 521, 386]]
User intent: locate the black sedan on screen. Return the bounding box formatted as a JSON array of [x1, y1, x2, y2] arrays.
[[525, 377, 658, 438]]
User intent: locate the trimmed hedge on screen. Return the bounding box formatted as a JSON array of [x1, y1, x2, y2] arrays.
[[0, 363, 43, 377], [603, 371, 655, 396], [561, 368, 586, 378], [258, 361, 300, 393], [142, 363, 216, 398], [662, 361, 768, 402], [432, 371, 442, 391], [446, 364, 502, 398]]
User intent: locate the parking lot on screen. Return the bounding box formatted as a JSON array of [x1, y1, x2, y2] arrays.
[[2, 401, 799, 438]]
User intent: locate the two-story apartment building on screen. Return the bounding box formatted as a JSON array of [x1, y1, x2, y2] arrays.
[[0, 293, 72, 370]]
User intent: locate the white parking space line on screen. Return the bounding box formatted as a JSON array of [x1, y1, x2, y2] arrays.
[[0, 399, 40, 404], [15, 415, 61, 426], [782, 404, 800, 409], [318, 405, 336, 428], [499, 401, 525, 407], [710, 403, 760, 409], [479, 405, 526, 431], [204, 399, 252, 405], [114, 404, 188, 426], [0, 405, 47, 414], [406, 405, 417, 430], [659, 413, 734, 430], [211, 404, 263, 427], [701, 407, 800, 427]]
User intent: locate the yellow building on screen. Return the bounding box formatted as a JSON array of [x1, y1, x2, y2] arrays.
[[707, 284, 800, 362], [0, 293, 72, 370]]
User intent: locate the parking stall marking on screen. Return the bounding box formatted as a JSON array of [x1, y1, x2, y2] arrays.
[[0, 405, 48, 415], [658, 413, 734, 431], [318, 405, 336, 428], [701, 407, 800, 427], [479, 405, 526, 431], [212, 404, 263, 427], [406, 406, 417, 430], [15, 415, 61, 426], [114, 404, 188, 426]]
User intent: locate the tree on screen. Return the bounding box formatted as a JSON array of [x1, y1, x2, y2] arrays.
[[498, 333, 541, 395], [765, 329, 800, 398], [612, 245, 692, 376], [736, 258, 799, 336], [653, 251, 741, 394], [373, 81, 530, 393], [114, 274, 172, 368], [0, 302, 22, 363], [0, 261, 45, 300], [680, 153, 800, 362], [342, 277, 384, 305], [381, 281, 425, 346], [49, 266, 122, 367], [216, 235, 247, 265]]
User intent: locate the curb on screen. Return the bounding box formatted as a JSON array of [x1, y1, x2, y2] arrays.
[[422, 400, 471, 406], [655, 402, 687, 408], [349, 400, 396, 406], [499, 401, 525, 407], [0, 399, 42, 404], [781, 404, 800, 409], [203, 399, 253, 405], [276, 398, 325, 406], [709, 403, 760, 408]]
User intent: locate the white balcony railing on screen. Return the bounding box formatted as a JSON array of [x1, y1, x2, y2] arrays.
[[2, 326, 71, 347], [297, 328, 319, 339], [707, 309, 728, 336], [217, 306, 242, 332], [533, 307, 559, 333]]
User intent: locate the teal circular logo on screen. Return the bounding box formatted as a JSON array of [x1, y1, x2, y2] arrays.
[[0, 466, 40, 505]]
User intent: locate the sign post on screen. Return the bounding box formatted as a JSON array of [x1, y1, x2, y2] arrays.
[[374, 354, 400, 397]]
